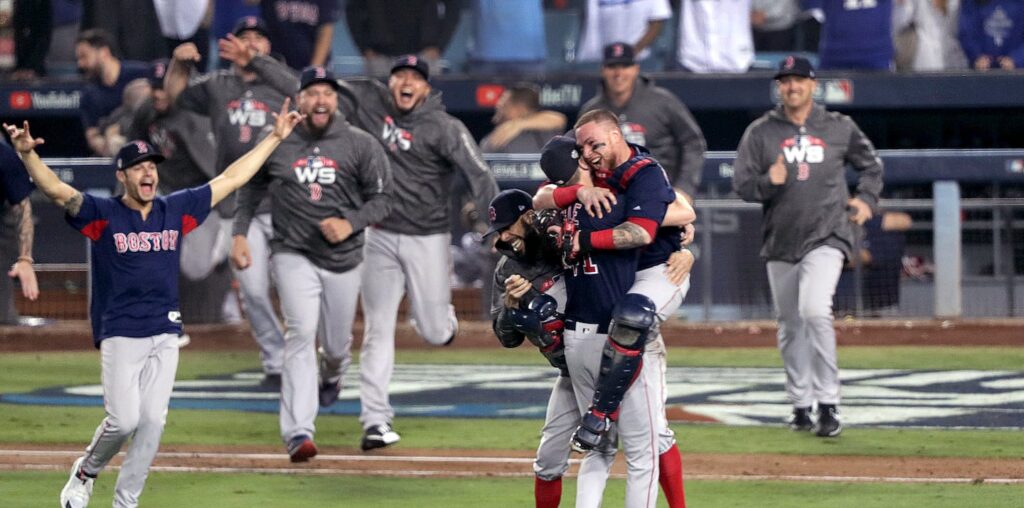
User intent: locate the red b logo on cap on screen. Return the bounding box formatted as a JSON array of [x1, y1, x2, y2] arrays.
[[488, 206, 497, 223], [784, 56, 795, 69], [613, 44, 624, 57]]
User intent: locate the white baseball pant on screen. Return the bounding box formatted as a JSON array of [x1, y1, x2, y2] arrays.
[[233, 213, 286, 376]]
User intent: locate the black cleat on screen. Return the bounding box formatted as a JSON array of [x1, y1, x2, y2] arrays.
[[788, 407, 814, 432], [361, 424, 401, 451], [318, 379, 341, 407], [814, 405, 843, 437]]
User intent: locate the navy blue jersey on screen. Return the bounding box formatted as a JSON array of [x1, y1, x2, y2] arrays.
[[0, 142, 35, 205], [563, 199, 639, 328], [80, 61, 151, 129], [66, 185, 212, 346], [603, 146, 676, 270]]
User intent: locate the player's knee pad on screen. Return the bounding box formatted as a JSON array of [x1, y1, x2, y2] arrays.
[[608, 293, 657, 350]]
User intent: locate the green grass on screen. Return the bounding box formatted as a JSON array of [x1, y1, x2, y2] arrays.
[[1, 404, 1021, 459], [8, 471, 1023, 508]]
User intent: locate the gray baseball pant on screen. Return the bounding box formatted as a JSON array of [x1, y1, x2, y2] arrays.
[[233, 213, 285, 375], [766, 245, 845, 408], [80, 333, 179, 508], [359, 227, 457, 429], [271, 252, 361, 442]]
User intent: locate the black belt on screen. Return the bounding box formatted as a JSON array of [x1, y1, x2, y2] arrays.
[[564, 319, 610, 334]]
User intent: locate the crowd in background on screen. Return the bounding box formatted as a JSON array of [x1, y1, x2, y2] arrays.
[[3, 0, 1024, 81]]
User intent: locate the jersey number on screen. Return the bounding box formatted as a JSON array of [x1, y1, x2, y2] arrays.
[[843, 0, 877, 9], [582, 255, 599, 275]]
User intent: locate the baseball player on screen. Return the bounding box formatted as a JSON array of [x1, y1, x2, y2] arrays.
[[535, 128, 693, 508], [165, 16, 299, 386], [233, 66, 392, 462], [732, 56, 883, 437], [334, 55, 499, 450], [580, 42, 706, 201], [5, 100, 301, 508], [0, 141, 39, 305]]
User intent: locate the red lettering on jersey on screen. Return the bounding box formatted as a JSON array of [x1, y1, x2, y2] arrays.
[[582, 255, 599, 274], [80, 220, 110, 241], [113, 233, 128, 253], [127, 233, 141, 251], [137, 232, 152, 252], [182, 215, 199, 237], [168, 230, 179, 250]]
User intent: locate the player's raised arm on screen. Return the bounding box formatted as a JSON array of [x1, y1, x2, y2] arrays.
[[208, 98, 303, 207], [4, 121, 80, 209]]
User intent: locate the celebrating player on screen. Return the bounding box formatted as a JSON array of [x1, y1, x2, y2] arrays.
[[166, 16, 299, 387], [4, 98, 302, 508], [732, 56, 883, 437], [232, 66, 392, 462], [335, 55, 499, 450]]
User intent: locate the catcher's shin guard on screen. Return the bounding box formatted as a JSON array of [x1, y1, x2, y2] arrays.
[[573, 294, 656, 450]]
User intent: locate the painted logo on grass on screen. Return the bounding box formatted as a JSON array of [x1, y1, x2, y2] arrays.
[[3, 366, 1022, 430]]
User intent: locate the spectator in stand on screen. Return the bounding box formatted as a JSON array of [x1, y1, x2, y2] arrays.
[[154, 0, 213, 72], [81, 0, 167, 61], [46, 0, 82, 72], [95, 77, 155, 157], [480, 83, 566, 153], [805, 0, 895, 70], [576, 0, 672, 64], [750, 0, 801, 52], [13, 0, 51, 80], [346, 0, 461, 78], [676, 0, 754, 73], [467, 0, 546, 76], [260, 0, 340, 70], [583, 42, 706, 199], [76, 29, 151, 156], [959, 0, 1024, 70], [893, 0, 967, 71]]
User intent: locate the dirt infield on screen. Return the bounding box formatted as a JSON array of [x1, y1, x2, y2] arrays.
[[1, 317, 1022, 352], [1, 444, 1021, 483]]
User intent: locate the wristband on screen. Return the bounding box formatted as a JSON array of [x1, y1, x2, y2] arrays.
[[552, 184, 582, 209], [16, 256, 33, 264], [591, 229, 615, 250]]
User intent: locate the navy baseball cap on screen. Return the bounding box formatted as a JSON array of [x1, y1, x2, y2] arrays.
[[539, 135, 580, 186], [114, 140, 164, 171], [774, 55, 816, 80], [390, 54, 430, 81], [149, 59, 168, 89], [484, 189, 534, 239], [232, 16, 269, 38], [300, 66, 341, 91], [603, 42, 636, 66]]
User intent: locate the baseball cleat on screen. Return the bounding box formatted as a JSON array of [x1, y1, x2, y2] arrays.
[[59, 456, 94, 508], [361, 424, 400, 451], [318, 379, 341, 407], [571, 410, 609, 452], [814, 405, 843, 437], [287, 435, 318, 463], [788, 407, 814, 432], [260, 373, 282, 391]]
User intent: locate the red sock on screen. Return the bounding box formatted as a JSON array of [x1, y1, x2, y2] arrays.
[[659, 443, 686, 508], [534, 476, 562, 508]]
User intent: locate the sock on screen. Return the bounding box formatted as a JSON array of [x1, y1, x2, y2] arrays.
[[658, 443, 686, 508], [534, 476, 562, 508]]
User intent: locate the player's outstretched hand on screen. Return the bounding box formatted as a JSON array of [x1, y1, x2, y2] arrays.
[[3, 121, 44, 155], [665, 248, 695, 286], [172, 42, 202, 63], [230, 235, 252, 270], [271, 98, 304, 140], [320, 217, 353, 244], [219, 34, 256, 68], [847, 197, 873, 225], [8, 260, 38, 300], [577, 186, 616, 219]]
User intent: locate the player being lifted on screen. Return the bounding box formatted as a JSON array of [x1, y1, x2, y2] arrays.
[[4, 99, 302, 508]]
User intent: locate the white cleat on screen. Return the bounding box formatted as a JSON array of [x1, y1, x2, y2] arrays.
[[59, 457, 94, 508]]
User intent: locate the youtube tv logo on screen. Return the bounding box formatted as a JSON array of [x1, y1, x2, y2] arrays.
[[475, 84, 505, 108], [9, 91, 31, 110]]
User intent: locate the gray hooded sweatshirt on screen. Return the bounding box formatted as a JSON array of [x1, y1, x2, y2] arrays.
[[580, 75, 706, 196], [232, 116, 393, 273], [338, 79, 499, 236], [732, 104, 884, 263]]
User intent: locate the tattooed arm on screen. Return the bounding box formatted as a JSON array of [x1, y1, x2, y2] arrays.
[[573, 220, 654, 255], [3, 121, 82, 211], [7, 198, 38, 300]]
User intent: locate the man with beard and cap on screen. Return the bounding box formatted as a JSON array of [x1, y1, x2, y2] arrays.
[[234, 66, 393, 462], [166, 16, 299, 387], [6, 100, 302, 508], [579, 42, 705, 202], [335, 54, 499, 451]]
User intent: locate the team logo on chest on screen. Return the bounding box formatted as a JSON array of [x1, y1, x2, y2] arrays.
[[147, 125, 177, 157], [382, 115, 413, 152], [113, 230, 180, 253], [227, 92, 271, 143], [781, 135, 827, 181], [292, 147, 338, 201], [619, 121, 647, 147]]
